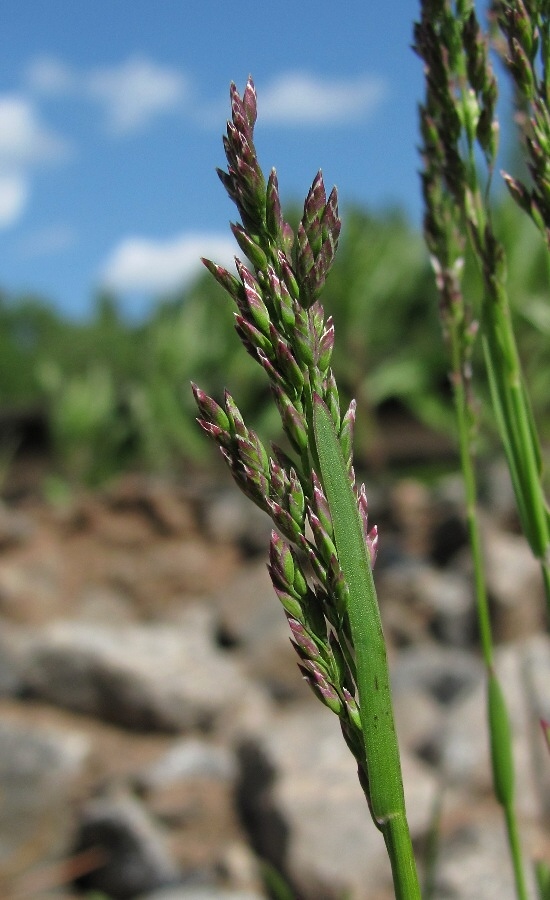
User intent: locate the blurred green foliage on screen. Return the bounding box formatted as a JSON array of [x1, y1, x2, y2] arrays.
[[1, 199, 548, 485]]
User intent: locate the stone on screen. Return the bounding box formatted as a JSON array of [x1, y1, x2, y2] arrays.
[[74, 792, 180, 899], [137, 738, 237, 791], [391, 642, 483, 706], [146, 777, 246, 885], [237, 704, 437, 900], [210, 560, 311, 702], [434, 811, 538, 900], [133, 736, 251, 887], [441, 636, 550, 822], [378, 560, 436, 647], [392, 685, 443, 763], [390, 478, 434, 558], [75, 584, 136, 624], [132, 726, 253, 885], [479, 519, 545, 640], [0, 619, 26, 696], [378, 561, 475, 649], [0, 717, 90, 896], [400, 750, 441, 838], [22, 613, 250, 732], [3, 472, 548, 899], [104, 475, 197, 537], [0, 548, 64, 624], [200, 485, 272, 556], [429, 506, 469, 567], [481, 460, 518, 527], [0, 500, 34, 548], [415, 565, 474, 647], [522, 633, 550, 722], [216, 840, 265, 896]]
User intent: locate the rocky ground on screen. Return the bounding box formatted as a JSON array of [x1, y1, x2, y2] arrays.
[[0, 460, 549, 900]]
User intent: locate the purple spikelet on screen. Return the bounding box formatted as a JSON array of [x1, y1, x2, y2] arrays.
[[358, 483, 378, 568]]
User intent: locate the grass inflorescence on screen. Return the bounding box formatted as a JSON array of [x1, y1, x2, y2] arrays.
[[192, 78, 421, 899]]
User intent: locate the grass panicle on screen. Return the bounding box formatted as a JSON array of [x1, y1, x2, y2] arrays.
[[415, 2, 550, 897], [192, 77, 421, 900]]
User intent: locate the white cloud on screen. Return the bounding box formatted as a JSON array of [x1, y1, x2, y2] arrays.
[[258, 71, 388, 125], [0, 173, 28, 228], [0, 95, 71, 168], [0, 95, 72, 228], [25, 54, 188, 135], [87, 57, 187, 134], [100, 233, 237, 294]]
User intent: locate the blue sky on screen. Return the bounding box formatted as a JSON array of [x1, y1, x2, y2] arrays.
[[1, 0, 425, 319]]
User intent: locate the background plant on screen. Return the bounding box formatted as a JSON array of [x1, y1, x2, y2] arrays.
[[2, 193, 550, 489], [415, 1, 550, 896]]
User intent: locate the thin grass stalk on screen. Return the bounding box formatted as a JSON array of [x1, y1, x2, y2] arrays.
[[414, 4, 530, 896], [480, 259, 550, 613], [426, 255, 528, 900], [469, 0, 550, 607], [312, 396, 420, 899], [451, 283, 528, 900], [448, 316, 493, 665]]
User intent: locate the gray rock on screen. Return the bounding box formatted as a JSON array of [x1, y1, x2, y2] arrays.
[[390, 478, 434, 559], [480, 520, 545, 640], [401, 749, 441, 839], [481, 460, 518, 525], [237, 704, 437, 900], [201, 486, 272, 555], [441, 664, 497, 793], [137, 738, 237, 790], [0, 550, 63, 623], [75, 584, 136, 624], [379, 561, 475, 648], [419, 567, 474, 647], [379, 560, 435, 646], [0, 501, 34, 548], [216, 841, 265, 897], [211, 561, 309, 702], [441, 636, 550, 821], [434, 813, 537, 900], [0, 718, 90, 891], [392, 686, 443, 763], [0, 620, 26, 695], [74, 793, 179, 899], [21, 614, 250, 732], [392, 642, 483, 706], [105, 475, 197, 537]]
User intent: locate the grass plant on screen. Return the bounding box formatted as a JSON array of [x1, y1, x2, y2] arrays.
[[192, 78, 421, 898], [415, 1, 550, 897], [193, 4, 550, 896]]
